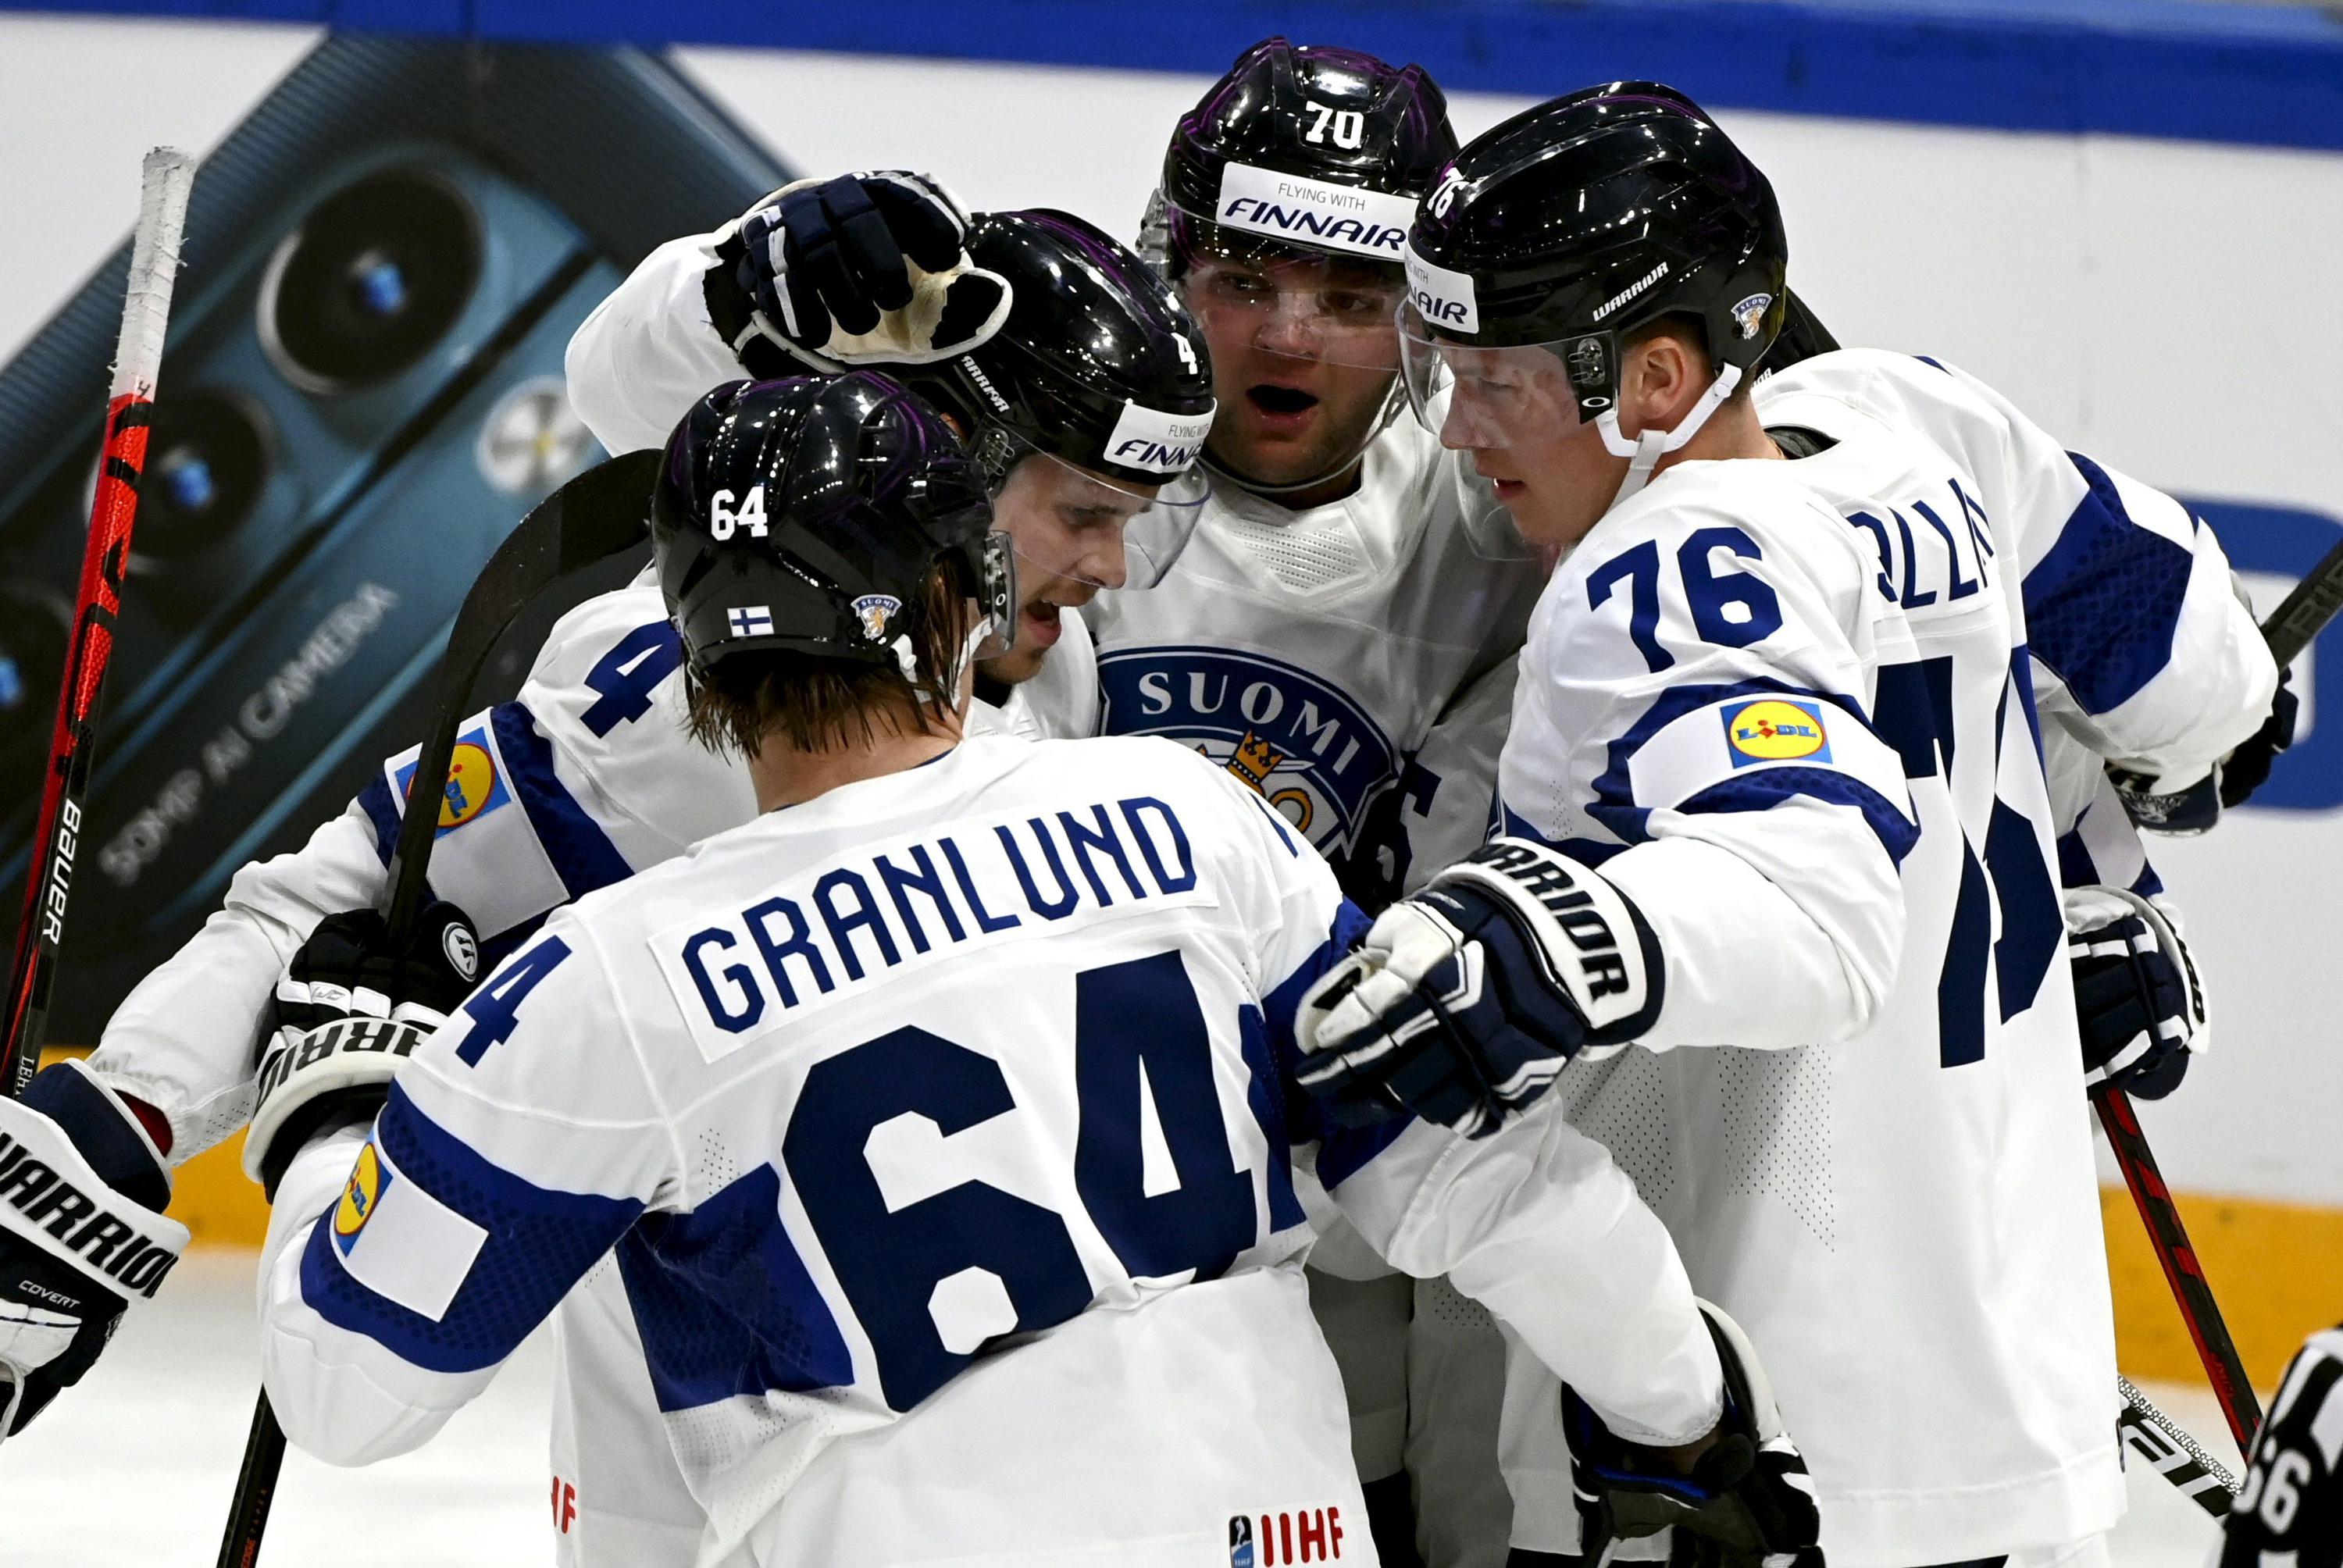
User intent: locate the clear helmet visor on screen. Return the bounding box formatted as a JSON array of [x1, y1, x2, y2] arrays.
[[1397, 306, 1594, 452], [986, 424, 1211, 592], [1173, 229, 1408, 376]]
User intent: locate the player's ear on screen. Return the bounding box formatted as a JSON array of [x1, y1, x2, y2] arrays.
[[1620, 330, 1696, 437]]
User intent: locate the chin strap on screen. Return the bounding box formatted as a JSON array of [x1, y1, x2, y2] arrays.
[[1594, 363, 1744, 509]]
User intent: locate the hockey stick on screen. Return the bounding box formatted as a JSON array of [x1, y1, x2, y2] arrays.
[[212, 447, 659, 1568], [1, 148, 194, 1100], [2119, 1374, 2240, 1519], [2096, 1081, 2264, 1452], [2091, 542, 2343, 1459], [2259, 533, 2343, 668]]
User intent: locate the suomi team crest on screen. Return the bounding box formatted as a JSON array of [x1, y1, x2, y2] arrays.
[[1097, 647, 1396, 853]]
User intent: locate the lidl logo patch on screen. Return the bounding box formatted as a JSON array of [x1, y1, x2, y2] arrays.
[[1724, 698, 1831, 766], [394, 728, 512, 835], [333, 1142, 388, 1253]]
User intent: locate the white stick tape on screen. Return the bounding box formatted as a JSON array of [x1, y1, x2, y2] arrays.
[[111, 148, 194, 403]]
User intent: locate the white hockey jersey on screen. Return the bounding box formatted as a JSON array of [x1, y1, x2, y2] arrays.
[[1494, 350, 2277, 1565], [87, 576, 1072, 1565], [565, 231, 1543, 917], [256, 736, 1725, 1568], [1072, 415, 1542, 910]]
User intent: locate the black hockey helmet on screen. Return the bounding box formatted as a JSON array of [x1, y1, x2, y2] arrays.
[[1155, 37, 1456, 277], [1148, 38, 1459, 494], [1400, 83, 1788, 498], [652, 372, 1011, 679], [892, 208, 1216, 587]]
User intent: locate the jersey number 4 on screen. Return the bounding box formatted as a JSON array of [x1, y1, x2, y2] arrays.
[[782, 950, 1257, 1412]]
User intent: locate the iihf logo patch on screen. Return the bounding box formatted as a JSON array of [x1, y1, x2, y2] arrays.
[[1228, 1516, 1254, 1568], [852, 593, 902, 642], [1097, 647, 1396, 854], [727, 604, 775, 640]]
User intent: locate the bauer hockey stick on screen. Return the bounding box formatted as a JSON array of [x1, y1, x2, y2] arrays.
[[213, 446, 661, 1568], [0, 148, 194, 1101]]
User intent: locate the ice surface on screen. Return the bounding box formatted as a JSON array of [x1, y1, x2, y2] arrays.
[[0, 1251, 2238, 1566]]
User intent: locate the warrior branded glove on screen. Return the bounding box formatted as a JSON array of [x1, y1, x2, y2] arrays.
[[0, 1061, 189, 1438], [1295, 839, 1663, 1139], [2220, 1324, 2343, 1568], [2066, 885, 2206, 1100], [1561, 1300, 1822, 1568], [711, 172, 1011, 374], [244, 900, 480, 1198]]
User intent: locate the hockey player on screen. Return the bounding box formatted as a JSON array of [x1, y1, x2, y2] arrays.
[[562, 48, 1535, 1559], [0, 212, 1218, 1563], [248, 370, 1817, 1568], [1294, 84, 2281, 1566], [2218, 1324, 2343, 1568]]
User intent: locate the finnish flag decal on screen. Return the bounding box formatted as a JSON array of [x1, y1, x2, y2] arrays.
[[727, 604, 775, 639]]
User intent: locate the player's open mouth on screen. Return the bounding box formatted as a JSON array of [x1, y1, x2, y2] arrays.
[[1022, 600, 1063, 650], [1247, 384, 1319, 418]]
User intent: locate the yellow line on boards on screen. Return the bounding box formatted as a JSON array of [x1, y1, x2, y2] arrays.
[[43, 1045, 2343, 1391]]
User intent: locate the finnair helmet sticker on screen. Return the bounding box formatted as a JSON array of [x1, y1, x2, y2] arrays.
[[1405, 245, 1480, 334], [1214, 162, 1418, 262], [1106, 400, 1214, 476]]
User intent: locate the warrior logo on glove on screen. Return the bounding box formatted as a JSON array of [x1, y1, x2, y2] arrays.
[[1296, 838, 1663, 1138]]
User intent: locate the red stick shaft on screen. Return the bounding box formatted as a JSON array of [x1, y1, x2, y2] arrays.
[[2, 145, 192, 1098], [2, 394, 154, 1096]]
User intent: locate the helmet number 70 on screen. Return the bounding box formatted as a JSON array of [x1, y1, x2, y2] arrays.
[[1304, 102, 1366, 150]]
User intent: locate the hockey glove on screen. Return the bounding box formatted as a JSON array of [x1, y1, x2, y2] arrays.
[[1561, 1300, 1822, 1568], [2067, 885, 2206, 1100], [714, 172, 1011, 374], [1294, 839, 1662, 1139], [2113, 658, 2298, 835], [2220, 1324, 2343, 1568], [0, 1061, 188, 1438], [244, 900, 480, 1199]]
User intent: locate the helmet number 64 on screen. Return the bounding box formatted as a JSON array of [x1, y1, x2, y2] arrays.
[[710, 485, 769, 541]]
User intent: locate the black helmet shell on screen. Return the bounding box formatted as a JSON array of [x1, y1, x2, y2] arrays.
[[1407, 82, 1788, 404], [652, 372, 1002, 676], [1161, 37, 1457, 269], [896, 209, 1215, 490]]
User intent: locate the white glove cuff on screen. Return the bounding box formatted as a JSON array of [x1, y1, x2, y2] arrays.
[[243, 1014, 437, 1184]]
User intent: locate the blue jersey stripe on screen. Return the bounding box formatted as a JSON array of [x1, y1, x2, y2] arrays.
[[2020, 452, 2194, 715], [1496, 801, 1628, 868], [1237, 1004, 1309, 1234], [355, 772, 402, 868], [615, 1164, 854, 1411], [2056, 827, 2102, 888], [490, 701, 635, 900], [1674, 767, 1922, 867], [1253, 901, 1421, 1189], [301, 1085, 642, 1374], [1589, 678, 1879, 847]]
